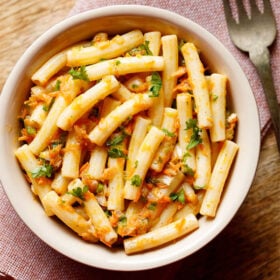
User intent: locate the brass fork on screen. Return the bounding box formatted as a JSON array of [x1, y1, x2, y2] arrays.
[[223, 0, 280, 151]]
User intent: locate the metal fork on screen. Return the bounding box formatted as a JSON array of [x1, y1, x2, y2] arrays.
[[223, 0, 280, 152]]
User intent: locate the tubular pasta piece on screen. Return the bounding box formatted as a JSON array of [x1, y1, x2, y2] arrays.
[[61, 129, 82, 179], [126, 116, 151, 176], [88, 93, 153, 146], [181, 42, 212, 128], [15, 144, 52, 212], [124, 126, 165, 201], [84, 191, 118, 246], [200, 140, 238, 217], [176, 93, 196, 173], [85, 56, 164, 81], [124, 213, 199, 254], [57, 75, 120, 131], [161, 35, 178, 107], [32, 51, 67, 86], [42, 191, 98, 242], [193, 129, 211, 189], [208, 73, 227, 142], [67, 30, 144, 66]]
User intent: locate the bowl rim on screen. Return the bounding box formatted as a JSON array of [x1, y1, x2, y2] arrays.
[[0, 4, 260, 271]]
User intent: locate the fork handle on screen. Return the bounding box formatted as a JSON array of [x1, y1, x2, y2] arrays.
[[249, 47, 280, 152]]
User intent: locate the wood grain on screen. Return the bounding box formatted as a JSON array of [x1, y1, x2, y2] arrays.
[[0, 1, 279, 279]]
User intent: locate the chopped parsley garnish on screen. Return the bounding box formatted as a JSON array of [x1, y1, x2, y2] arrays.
[[129, 40, 153, 56], [185, 119, 202, 150], [31, 163, 53, 179], [131, 174, 142, 187], [169, 189, 185, 204], [43, 97, 55, 112], [147, 202, 157, 211], [67, 185, 88, 200], [108, 147, 127, 158], [181, 164, 195, 176], [134, 160, 139, 168], [119, 215, 127, 224], [162, 128, 175, 137], [54, 79, 61, 91], [69, 66, 89, 81], [106, 133, 126, 147], [104, 209, 112, 217], [26, 126, 36, 135], [211, 93, 218, 101], [115, 60, 121, 66], [139, 40, 153, 55], [149, 72, 162, 98], [96, 183, 104, 194]]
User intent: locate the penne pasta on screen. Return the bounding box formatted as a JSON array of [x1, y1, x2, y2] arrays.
[[124, 126, 165, 201], [85, 56, 164, 81], [57, 75, 120, 131], [88, 93, 153, 146], [150, 108, 178, 172], [61, 129, 82, 179], [193, 129, 211, 189], [176, 93, 196, 174], [200, 140, 238, 217], [208, 73, 227, 142], [15, 144, 52, 211], [126, 116, 151, 176], [42, 191, 98, 242], [181, 42, 212, 128], [67, 30, 144, 66], [32, 51, 67, 86], [124, 213, 199, 254], [161, 35, 178, 107]]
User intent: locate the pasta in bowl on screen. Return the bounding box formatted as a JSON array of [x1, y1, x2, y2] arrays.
[[0, 5, 260, 270]]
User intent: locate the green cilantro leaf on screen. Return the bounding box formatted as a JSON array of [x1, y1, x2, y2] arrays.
[[169, 189, 185, 204], [96, 183, 104, 194], [139, 40, 153, 55], [185, 119, 202, 150], [131, 174, 142, 187], [106, 133, 126, 147], [68, 185, 88, 200], [162, 128, 175, 137], [69, 66, 89, 81], [26, 126, 37, 135], [54, 79, 61, 91], [31, 163, 53, 179], [149, 72, 162, 97], [108, 147, 127, 158], [119, 215, 127, 224], [147, 202, 157, 211]]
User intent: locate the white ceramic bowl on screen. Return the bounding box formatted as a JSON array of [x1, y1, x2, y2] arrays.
[[0, 5, 260, 271]]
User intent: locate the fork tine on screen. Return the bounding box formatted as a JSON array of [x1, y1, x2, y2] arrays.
[[236, 0, 249, 23], [263, 0, 274, 16], [222, 0, 236, 25], [249, 0, 260, 18]]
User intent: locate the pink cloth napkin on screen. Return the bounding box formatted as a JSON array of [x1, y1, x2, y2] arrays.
[[0, 1, 279, 280]]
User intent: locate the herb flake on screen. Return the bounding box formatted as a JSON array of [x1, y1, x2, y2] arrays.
[[69, 66, 89, 81], [149, 72, 162, 97], [185, 119, 202, 150], [68, 185, 88, 200], [131, 174, 142, 187], [31, 163, 53, 179]]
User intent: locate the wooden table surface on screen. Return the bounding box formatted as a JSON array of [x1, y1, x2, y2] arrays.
[[0, 1, 279, 279]]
